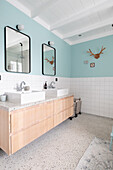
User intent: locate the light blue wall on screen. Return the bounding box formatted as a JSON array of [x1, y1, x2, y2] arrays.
[[1, 0, 113, 79], [0, 0, 71, 77], [71, 35, 113, 77]]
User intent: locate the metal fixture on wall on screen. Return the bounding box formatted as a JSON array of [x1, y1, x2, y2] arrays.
[[48, 41, 54, 46], [16, 24, 24, 31]]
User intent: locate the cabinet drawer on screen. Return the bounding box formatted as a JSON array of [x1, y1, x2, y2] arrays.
[[67, 106, 74, 118], [44, 101, 53, 118], [63, 106, 73, 120], [62, 109, 68, 121], [54, 98, 64, 115], [64, 96, 74, 109], [54, 106, 74, 127], [68, 96, 74, 108], [11, 104, 44, 133], [11, 117, 53, 154], [11, 101, 53, 134], [45, 116, 54, 132], [54, 112, 63, 127], [54, 96, 74, 115]]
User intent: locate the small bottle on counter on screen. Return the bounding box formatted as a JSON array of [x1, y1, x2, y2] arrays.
[[44, 81, 47, 89]]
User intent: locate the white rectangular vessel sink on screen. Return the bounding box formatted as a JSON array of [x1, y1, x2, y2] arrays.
[[6, 90, 45, 104], [45, 88, 68, 98]]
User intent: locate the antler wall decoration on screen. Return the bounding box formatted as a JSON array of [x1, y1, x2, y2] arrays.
[[87, 46, 106, 59], [45, 56, 54, 65]]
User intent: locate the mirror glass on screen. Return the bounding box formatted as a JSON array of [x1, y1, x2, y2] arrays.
[[42, 43, 56, 76], [5, 26, 31, 73]]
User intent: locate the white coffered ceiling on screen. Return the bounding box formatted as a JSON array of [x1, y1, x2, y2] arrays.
[[6, 0, 113, 45]]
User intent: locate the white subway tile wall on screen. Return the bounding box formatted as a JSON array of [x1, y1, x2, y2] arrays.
[[70, 77, 113, 119], [0, 73, 113, 119], [0, 72, 71, 94]]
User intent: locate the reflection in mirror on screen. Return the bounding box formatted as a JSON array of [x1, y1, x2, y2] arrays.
[[42, 43, 56, 76], [5, 26, 31, 73]]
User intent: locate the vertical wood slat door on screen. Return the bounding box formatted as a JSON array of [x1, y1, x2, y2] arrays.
[[10, 101, 54, 154], [68, 96, 74, 108], [44, 101, 54, 118], [11, 121, 44, 154], [54, 98, 64, 115], [43, 101, 54, 132], [54, 112, 63, 127], [64, 96, 73, 109], [0, 109, 10, 155], [11, 115, 54, 154], [54, 96, 74, 127], [53, 98, 64, 127], [10, 103, 44, 134]]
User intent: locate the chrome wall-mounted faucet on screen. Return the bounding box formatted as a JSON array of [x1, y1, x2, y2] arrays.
[[49, 81, 55, 89], [17, 81, 26, 91]]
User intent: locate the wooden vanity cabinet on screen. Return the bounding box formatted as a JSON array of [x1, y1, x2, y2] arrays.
[[0, 96, 74, 155]]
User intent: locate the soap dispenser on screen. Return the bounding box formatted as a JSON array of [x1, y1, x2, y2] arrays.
[[44, 81, 47, 89]]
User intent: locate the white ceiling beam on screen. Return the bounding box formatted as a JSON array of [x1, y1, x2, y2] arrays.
[[69, 30, 113, 45], [6, 0, 31, 17], [63, 18, 113, 39], [64, 39, 72, 45], [50, 0, 113, 31], [31, 0, 59, 18], [34, 17, 50, 30], [51, 30, 63, 39]]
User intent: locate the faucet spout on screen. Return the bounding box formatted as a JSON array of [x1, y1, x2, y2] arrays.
[[49, 81, 55, 89], [17, 81, 26, 91], [20, 81, 26, 91]]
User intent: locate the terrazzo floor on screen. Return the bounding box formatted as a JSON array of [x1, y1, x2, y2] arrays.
[[0, 113, 113, 170]]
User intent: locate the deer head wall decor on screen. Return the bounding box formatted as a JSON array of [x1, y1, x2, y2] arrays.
[[87, 46, 106, 59], [45, 56, 54, 65]]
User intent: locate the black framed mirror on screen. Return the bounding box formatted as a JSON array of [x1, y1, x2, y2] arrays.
[[42, 43, 56, 76], [4, 26, 31, 73]]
